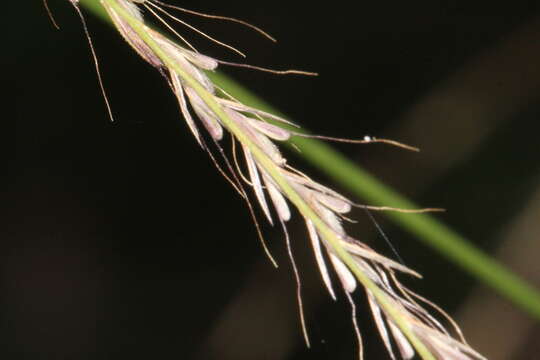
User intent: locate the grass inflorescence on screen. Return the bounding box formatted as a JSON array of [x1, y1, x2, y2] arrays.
[[62, 1, 488, 359]]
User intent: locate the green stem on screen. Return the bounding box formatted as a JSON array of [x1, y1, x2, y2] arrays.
[[80, 0, 540, 323]]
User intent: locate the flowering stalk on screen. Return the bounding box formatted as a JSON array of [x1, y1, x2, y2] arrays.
[[86, 1, 486, 359]]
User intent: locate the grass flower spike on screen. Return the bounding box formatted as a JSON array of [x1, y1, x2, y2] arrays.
[[75, 1, 488, 359]]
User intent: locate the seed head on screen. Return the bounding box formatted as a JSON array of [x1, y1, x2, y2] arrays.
[[91, 1, 487, 359]]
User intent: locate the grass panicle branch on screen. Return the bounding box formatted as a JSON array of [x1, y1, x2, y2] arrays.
[[77, 0, 540, 326], [70, 1, 491, 359]]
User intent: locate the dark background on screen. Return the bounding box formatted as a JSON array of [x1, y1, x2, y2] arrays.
[[6, 1, 540, 359]]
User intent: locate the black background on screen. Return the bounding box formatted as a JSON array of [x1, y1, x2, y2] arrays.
[[6, 1, 540, 359]]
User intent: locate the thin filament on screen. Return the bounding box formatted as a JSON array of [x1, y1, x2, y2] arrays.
[[395, 276, 468, 343], [200, 139, 246, 199], [145, 1, 246, 58], [150, 0, 277, 42], [363, 208, 406, 266], [143, 3, 199, 53], [218, 60, 318, 76], [43, 0, 60, 29], [70, 1, 115, 122], [346, 292, 364, 360], [355, 205, 445, 213], [281, 219, 311, 347], [231, 137, 254, 186], [293, 134, 420, 152], [211, 137, 278, 268]]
